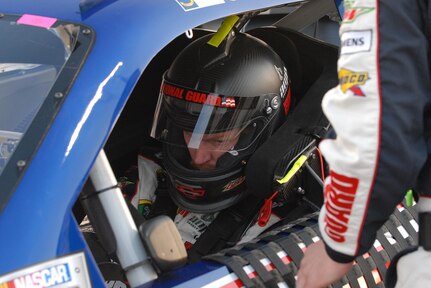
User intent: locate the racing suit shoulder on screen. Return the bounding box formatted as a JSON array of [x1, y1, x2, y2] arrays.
[[319, 0, 429, 262], [119, 140, 166, 218]]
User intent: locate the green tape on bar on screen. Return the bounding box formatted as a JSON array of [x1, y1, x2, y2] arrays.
[[276, 155, 308, 185], [405, 190, 414, 207], [207, 15, 240, 47]]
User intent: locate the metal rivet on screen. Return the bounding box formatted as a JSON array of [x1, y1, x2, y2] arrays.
[[266, 106, 273, 114], [82, 28, 91, 35], [54, 92, 64, 99], [17, 160, 26, 169], [271, 97, 279, 109]]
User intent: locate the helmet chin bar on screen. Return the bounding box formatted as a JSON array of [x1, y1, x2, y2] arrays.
[[164, 143, 246, 210], [167, 178, 246, 214]]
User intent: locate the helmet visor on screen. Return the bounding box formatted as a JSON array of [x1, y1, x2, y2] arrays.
[[151, 79, 280, 152]]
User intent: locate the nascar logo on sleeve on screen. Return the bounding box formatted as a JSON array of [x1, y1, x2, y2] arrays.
[[176, 0, 225, 11], [339, 68, 370, 97]]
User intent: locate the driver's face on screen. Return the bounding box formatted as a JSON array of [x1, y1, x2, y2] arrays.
[[183, 129, 241, 171]]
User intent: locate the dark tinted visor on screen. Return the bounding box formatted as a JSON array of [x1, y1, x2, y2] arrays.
[[151, 78, 279, 152]]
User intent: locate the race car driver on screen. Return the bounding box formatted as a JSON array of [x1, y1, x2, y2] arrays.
[[297, 0, 431, 287], [120, 30, 298, 258]]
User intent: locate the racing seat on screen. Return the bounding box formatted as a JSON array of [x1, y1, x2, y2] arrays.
[[186, 27, 339, 262], [246, 26, 339, 217]]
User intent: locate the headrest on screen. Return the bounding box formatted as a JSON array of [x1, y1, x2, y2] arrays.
[[245, 27, 339, 200]]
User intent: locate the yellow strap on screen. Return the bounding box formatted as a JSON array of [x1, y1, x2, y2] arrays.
[[207, 15, 240, 47], [276, 155, 308, 184], [138, 199, 152, 205]]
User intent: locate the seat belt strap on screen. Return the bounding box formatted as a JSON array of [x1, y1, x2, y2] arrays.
[[187, 195, 264, 262]]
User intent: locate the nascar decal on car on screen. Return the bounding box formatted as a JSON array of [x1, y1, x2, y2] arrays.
[[342, 0, 374, 24], [339, 68, 370, 97], [323, 170, 359, 242], [176, 0, 225, 12], [0, 252, 91, 288], [163, 82, 236, 108], [341, 30, 372, 55]]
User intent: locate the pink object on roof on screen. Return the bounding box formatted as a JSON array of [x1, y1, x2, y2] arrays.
[[17, 14, 57, 28]]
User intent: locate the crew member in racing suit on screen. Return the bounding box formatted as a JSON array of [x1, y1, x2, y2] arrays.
[[297, 0, 431, 287], [119, 31, 301, 258]]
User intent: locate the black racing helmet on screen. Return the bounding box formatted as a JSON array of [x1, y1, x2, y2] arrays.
[[150, 32, 290, 213]]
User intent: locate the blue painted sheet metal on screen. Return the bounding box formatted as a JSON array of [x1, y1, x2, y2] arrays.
[[0, 0, 339, 286], [144, 262, 232, 288], [0, 0, 303, 273]]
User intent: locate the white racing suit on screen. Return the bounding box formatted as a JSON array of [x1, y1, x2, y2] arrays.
[[318, 0, 431, 286], [128, 154, 284, 249]]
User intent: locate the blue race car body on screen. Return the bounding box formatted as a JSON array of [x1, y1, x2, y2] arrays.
[[0, 0, 344, 287]]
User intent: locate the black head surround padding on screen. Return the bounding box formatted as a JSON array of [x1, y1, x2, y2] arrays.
[[245, 27, 339, 200]]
